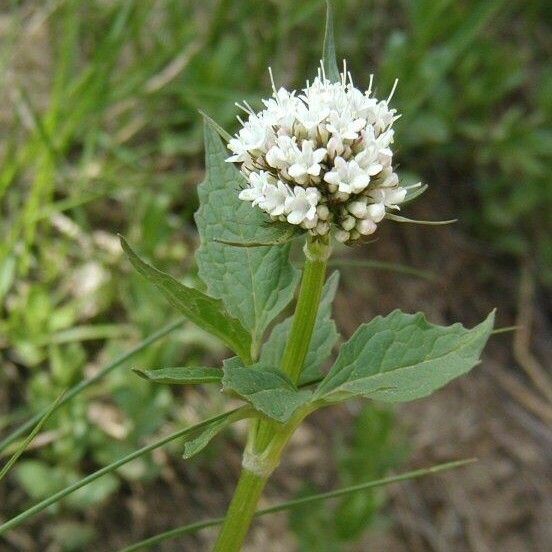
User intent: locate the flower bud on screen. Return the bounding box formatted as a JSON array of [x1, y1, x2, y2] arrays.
[[348, 200, 367, 218], [366, 203, 385, 223], [316, 204, 330, 220], [357, 219, 377, 235], [341, 216, 356, 231], [334, 229, 350, 243]]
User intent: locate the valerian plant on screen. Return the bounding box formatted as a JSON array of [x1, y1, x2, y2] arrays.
[[0, 2, 494, 550], [121, 5, 493, 549]]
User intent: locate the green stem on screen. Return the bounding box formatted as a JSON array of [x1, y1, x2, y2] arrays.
[[212, 234, 330, 551], [280, 233, 330, 384], [212, 468, 269, 552]]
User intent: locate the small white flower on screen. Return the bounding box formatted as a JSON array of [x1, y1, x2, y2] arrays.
[[382, 187, 407, 208], [227, 138, 250, 164], [265, 135, 299, 171], [326, 135, 345, 158], [368, 184, 406, 210], [262, 87, 301, 130], [347, 88, 377, 120], [295, 101, 330, 134], [355, 145, 383, 177], [287, 141, 327, 182], [285, 186, 320, 227], [239, 171, 272, 205], [324, 157, 370, 194], [261, 180, 291, 217], [367, 100, 398, 134], [227, 117, 271, 163], [378, 168, 400, 188], [326, 109, 366, 141]]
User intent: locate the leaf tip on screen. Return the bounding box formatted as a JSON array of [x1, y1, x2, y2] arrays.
[[131, 367, 148, 380]]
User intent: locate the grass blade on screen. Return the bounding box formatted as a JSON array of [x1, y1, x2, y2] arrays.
[[118, 458, 476, 551], [0, 317, 186, 454], [0, 391, 66, 482], [330, 259, 437, 281], [0, 408, 246, 536]]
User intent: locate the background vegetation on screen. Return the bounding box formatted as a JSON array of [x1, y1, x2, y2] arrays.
[[1, 0, 550, 550]]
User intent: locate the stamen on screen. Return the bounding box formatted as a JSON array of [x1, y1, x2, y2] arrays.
[[387, 78, 399, 103], [243, 100, 255, 114], [235, 102, 253, 116], [268, 66, 277, 96]]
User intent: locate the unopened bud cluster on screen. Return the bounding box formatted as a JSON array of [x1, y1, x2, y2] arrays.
[[226, 63, 418, 243]]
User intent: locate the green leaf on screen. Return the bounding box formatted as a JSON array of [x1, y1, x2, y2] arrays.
[[120, 236, 252, 363], [322, 1, 340, 83], [132, 366, 222, 385], [222, 357, 312, 423], [330, 259, 436, 281], [315, 310, 495, 403], [182, 408, 250, 459], [194, 124, 300, 352], [261, 271, 340, 385], [385, 213, 457, 225]]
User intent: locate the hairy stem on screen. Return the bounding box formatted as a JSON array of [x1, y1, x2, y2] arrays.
[[212, 234, 330, 551]]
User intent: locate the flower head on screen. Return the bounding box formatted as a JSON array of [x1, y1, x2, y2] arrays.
[[227, 62, 419, 243]]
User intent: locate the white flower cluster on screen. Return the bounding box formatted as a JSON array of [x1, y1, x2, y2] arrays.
[[226, 63, 417, 243]]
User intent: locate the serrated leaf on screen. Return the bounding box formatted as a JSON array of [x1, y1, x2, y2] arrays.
[[314, 310, 495, 403], [222, 357, 312, 423], [182, 408, 250, 459], [120, 237, 252, 363], [323, 1, 340, 83], [194, 124, 300, 353], [261, 271, 340, 385], [132, 366, 222, 385]]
